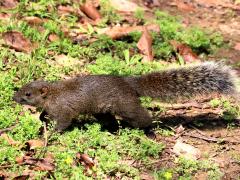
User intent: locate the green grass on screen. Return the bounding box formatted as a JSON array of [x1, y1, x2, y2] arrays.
[[175, 157, 223, 179], [0, 0, 238, 179]]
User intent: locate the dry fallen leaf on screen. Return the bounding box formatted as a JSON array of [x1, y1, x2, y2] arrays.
[[2, 31, 33, 53], [57, 5, 75, 15], [80, 2, 101, 21], [16, 156, 24, 164], [25, 139, 44, 150], [145, 24, 160, 33], [175, 125, 185, 134], [196, 0, 240, 10], [99, 24, 160, 40], [23, 16, 44, 25], [137, 27, 153, 62], [0, 0, 18, 9], [78, 16, 97, 26], [12, 169, 35, 180], [44, 152, 54, 163], [33, 159, 55, 171], [91, 0, 100, 7], [76, 153, 95, 169], [0, 12, 11, 20], [72, 34, 92, 43], [176, 1, 195, 12], [1, 133, 19, 145], [140, 172, 155, 180], [12, 175, 30, 180], [173, 139, 201, 160], [16, 155, 55, 171], [170, 40, 199, 63], [48, 33, 59, 42], [0, 171, 7, 179], [234, 42, 240, 51]]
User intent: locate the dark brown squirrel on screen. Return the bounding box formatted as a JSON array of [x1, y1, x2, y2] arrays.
[[13, 62, 238, 133]]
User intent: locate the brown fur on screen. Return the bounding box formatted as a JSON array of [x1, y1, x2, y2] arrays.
[[13, 62, 238, 132]]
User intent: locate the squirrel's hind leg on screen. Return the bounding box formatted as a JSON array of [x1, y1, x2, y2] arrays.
[[116, 104, 155, 138], [93, 113, 119, 133], [116, 102, 153, 129]]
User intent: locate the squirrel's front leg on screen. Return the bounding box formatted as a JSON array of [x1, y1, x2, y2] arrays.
[[55, 118, 72, 132], [47, 111, 73, 132]]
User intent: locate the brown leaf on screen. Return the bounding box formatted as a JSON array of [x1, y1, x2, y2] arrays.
[[33, 159, 55, 171], [44, 152, 54, 163], [137, 27, 153, 62], [234, 42, 240, 51], [91, 0, 100, 7], [2, 31, 33, 53], [80, 2, 101, 21], [176, 1, 195, 12], [78, 16, 97, 26], [16, 156, 24, 164], [25, 139, 44, 150], [145, 24, 160, 33], [57, 5, 76, 15], [1, 133, 19, 145], [72, 34, 91, 43], [0, 171, 7, 179], [76, 153, 95, 168], [175, 125, 185, 134], [23, 16, 44, 25], [100, 24, 159, 40], [16, 155, 55, 171], [12, 175, 30, 180], [0, 12, 11, 20], [140, 172, 155, 180], [170, 40, 199, 63], [100, 26, 137, 39], [0, 0, 18, 9], [11, 169, 35, 179], [48, 33, 59, 42], [191, 0, 240, 10]]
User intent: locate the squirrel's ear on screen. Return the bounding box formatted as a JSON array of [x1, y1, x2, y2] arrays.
[[40, 86, 49, 97]]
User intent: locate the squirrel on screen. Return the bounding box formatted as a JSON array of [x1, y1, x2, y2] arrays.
[[13, 62, 238, 133]]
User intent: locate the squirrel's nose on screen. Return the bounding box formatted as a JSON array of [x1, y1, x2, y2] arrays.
[[12, 94, 17, 102]]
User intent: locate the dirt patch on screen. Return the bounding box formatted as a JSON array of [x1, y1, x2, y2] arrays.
[[136, 0, 240, 68]]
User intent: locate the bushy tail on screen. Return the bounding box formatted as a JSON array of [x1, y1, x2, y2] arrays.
[[125, 62, 238, 101]]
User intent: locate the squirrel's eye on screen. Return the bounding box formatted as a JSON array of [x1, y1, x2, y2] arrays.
[[25, 92, 31, 97]]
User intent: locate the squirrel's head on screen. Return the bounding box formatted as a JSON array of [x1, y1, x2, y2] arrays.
[[13, 80, 50, 107]]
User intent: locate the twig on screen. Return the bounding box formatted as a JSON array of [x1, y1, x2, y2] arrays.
[[0, 118, 19, 135], [184, 132, 240, 145], [184, 132, 219, 143], [43, 122, 48, 147], [188, 124, 207, 137], [0, 164, 14, 169]]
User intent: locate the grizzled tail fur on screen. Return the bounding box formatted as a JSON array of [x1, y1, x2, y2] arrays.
[[125, 62, 238, 101]]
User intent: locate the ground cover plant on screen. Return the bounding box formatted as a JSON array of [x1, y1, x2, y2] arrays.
[[0, 0, 240, 179]]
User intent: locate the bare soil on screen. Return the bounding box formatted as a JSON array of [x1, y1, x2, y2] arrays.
[[136, 0, 240, 179]]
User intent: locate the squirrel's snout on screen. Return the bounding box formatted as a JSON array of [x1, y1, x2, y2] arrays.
[[12, 92, 22, 103], [12, 94, 18, 102]]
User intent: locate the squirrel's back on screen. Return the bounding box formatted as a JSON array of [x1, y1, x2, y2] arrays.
[[125, 62, 238, 101]]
